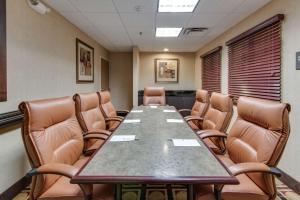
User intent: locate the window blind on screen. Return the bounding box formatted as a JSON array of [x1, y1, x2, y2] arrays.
[[201, 46, 222, 94], [226, 14, 284, 102]]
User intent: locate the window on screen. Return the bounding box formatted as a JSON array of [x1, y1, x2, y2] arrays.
[[226, 14, 284, 102], [201, 46, 222, 94], [0, 0, 6, 102]]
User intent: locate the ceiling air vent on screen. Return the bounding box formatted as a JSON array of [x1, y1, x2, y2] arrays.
[[182, 27, 208, 36]]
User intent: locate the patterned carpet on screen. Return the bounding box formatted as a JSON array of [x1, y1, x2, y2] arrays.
[[13, 181, 300, 200]]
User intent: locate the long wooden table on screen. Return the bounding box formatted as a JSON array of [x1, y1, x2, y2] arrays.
[[71, 106, 238, 200]]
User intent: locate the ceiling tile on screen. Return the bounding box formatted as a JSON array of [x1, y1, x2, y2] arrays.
[[61, 12, 94, 32], [120, 13, 155, 30], [195, 0, 246, 13], [188, 13, 227, 27], [69, 0, 116, 12], [45, 0, 78, 12], [156, 13, 192, 27], [113, 0, 158, 13]]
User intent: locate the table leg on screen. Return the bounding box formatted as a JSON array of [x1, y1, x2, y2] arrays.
[[187, 184, 194, 200], [115, 184, 122, 200], [214, 185, 221, 200]]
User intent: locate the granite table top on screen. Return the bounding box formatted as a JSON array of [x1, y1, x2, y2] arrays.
[[72, 106, 238, 185]]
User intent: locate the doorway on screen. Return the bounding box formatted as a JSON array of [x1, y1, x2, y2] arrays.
[[101, 58, 109, 90]]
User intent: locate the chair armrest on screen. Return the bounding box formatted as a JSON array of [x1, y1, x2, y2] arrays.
[[229, 163, 281, 177], [184, 116, 204, 122], [178, 109, 192, 115], [83, 130, 111, 137], [105, 117, 123, 123], [197, 130, 227, 139], [28, 163, 93, 197], [83, 133, 108, 140], [28, 163, 79, 178], [117, 110, 129, 117]]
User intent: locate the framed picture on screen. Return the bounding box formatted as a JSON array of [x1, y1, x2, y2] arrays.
[[155, 58, 179, 83], [76, 38, 94, 83]]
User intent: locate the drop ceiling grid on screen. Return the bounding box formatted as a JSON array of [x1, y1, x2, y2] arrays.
[[45, 0, 273, 52]]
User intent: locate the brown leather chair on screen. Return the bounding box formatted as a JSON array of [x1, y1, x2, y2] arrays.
[[74, 92, 121, 155], [19, 97, 114, 200], [179, 89, 210, 129], [143, 87, 166, 106], [196, 96, 291, 200], [98, 90, 129, 131], [190, 92, 233, 154]]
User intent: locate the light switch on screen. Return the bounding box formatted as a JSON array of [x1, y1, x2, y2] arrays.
[[296, 52, 300, 70]]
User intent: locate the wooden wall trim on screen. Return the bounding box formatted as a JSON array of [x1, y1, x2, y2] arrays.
[[0, 0, 7, 102], [0, 175, 31, 200], [278, 169, 300, 195], [226, 14, 284, 46], [0, 110, 24, 129]]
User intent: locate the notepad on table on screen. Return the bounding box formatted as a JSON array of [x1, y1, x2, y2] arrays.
[[150, 105, 158, 108], [110, 135, 136, 142], [166, 119, 184, 123], [124, 119, 141, 123], [172, 139, 200, 147], [131, 110, 143, 113], [163, 110, 176, 113]]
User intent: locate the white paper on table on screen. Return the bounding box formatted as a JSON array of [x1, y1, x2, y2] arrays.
[[123, 119, 141, 123], [163, 110, 176, 113], [166, 119, 184, 123], [110, 135, 136, 142], [150, 106, 158, 108], [131, 110, 143, 113], [172, 139, 201, 147]]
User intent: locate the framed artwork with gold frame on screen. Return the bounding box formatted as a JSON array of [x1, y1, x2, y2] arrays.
[[155, 58, 179, 83]]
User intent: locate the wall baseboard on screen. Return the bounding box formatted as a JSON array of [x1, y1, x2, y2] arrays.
[[0, 175, 31, 200], [278, 169, 300, 195]]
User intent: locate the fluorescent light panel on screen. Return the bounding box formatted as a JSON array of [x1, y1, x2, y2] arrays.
[[156, 28, 182, 37], [158, 0, 200, 13]]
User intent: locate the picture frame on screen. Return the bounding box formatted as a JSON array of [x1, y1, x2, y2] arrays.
[[155, 58, 179, 83], [76, 38, 94, 83]]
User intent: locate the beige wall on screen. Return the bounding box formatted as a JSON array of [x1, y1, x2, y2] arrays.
[[195, 0, 300, 181], [139, 52, 195, 90], [0, 0, 109, 192], [109, 53, 133, 110]]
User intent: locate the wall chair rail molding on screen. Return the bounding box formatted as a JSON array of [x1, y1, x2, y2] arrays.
[[0, 0, 7, 102], [0, 110, 24, 129]]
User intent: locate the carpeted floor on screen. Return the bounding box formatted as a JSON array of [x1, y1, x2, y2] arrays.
[[13, 180, 300, 200]]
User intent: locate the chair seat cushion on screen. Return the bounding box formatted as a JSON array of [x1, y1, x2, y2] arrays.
[[202, 138, 223, 154], [108, 121, 120, 131], [195, 155, 269, 200], [187, 120, 200, 130], [85, 139, 105, 155], [38, 157, 114, 200]]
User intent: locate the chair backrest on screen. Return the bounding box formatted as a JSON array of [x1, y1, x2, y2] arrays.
[[143, 87, 166, 106], [19, 97, 84, 199], [73, 92, 106, 132], [191, 89, 209, 117], [202, 92, 233, 132], [98, 90, 117, 118], [227, 96, 291, 198]]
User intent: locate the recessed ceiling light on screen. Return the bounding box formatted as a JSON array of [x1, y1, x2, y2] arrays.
[[158, 0, 200, 13], [164, 48, 169, 52], [156, 28, 182, 37]]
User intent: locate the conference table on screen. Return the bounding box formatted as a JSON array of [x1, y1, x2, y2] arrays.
[[71, 106, 238, 200]]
